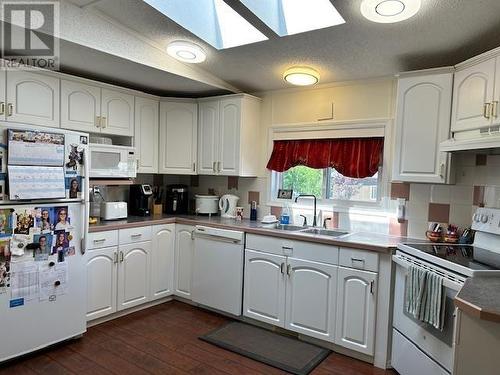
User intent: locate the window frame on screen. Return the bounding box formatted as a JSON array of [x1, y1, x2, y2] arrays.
[[267, 119, 392, 212]]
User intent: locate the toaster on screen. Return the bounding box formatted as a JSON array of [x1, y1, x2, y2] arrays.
[[100, 202, 128, 220]]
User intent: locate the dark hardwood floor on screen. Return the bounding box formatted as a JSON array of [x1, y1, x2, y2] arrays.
[[0, 301, 397, 375]]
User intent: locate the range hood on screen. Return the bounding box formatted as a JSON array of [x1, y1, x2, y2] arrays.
[[440, 129, 500, 152], [440, 136, 500, 152]]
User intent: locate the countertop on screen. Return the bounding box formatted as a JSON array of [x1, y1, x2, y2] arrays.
[[455, 277, 500, 323], [89, 214, 425, 254]]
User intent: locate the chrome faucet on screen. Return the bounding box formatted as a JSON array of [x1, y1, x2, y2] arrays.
[[295, 195, 317, 227]]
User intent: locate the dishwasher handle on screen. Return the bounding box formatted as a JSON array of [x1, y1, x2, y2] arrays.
[[194, 225, 244, 243]]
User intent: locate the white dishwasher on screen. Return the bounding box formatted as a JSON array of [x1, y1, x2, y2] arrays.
[[192, 225, 245, 316]]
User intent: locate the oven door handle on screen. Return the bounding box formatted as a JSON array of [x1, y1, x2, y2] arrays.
[[392, 255, 464, 292]]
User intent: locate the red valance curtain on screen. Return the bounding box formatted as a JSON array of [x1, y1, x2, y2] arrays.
[[266, 138, 384, 178]]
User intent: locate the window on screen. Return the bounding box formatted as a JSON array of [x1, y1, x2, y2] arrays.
[[277, 166, 380, 203]]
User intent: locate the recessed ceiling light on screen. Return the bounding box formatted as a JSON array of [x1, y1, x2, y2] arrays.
[[360, 0, 421, 23], [283, 67, 320, 86], [167, 41, 206, 63]]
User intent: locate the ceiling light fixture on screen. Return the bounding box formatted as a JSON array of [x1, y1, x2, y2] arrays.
[[360, 0, 421, 23], [167, 41, 206, 63], [283, 67, 320, 86]]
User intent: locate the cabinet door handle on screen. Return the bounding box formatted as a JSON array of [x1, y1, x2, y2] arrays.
[[7, 103, 13, 117], [492, 101, 498, 118], [370, 280, 375, 294], [280, 262, 285, 274], [96, 116, 101, 128], [192, 162, 196, 172], [0, 102, 5, 115], [439, 163, 445, 178], [217, 161, 221, 173], [212, 161, 216, 173], [484, 103, 491, 119], [113, 252, 118, 264], [101, 116, 107, 128], [286, 264, 291, 276], [119, 251, 124, 262]]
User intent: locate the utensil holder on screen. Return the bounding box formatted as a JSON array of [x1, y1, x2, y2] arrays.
[[153, 204, 163, 216]]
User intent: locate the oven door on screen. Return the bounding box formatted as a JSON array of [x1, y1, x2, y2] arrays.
[[392, 254, 463, 374]]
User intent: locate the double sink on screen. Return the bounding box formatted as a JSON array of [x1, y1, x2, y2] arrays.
[[265, 224, 349, 238]]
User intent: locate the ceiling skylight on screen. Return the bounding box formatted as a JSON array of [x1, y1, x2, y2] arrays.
[[143, 0, 267, 50], [240, 0, 345, 37]]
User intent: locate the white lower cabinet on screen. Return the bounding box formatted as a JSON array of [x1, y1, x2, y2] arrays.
[[174, 225, 195, 299], [243, 249, 286, 327], [86, 246, 118, 321], [117, 241, 151, 311], [335, 266, 377, 355], [86, 225, 174, 321], [285, 258, 337, 342], [150, 224, 175, 300]]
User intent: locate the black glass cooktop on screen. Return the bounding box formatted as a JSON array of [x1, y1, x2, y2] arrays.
[[403, 244, 500, 271]]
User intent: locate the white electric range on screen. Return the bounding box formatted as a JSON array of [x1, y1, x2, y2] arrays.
[[392, 207, 500, 375]]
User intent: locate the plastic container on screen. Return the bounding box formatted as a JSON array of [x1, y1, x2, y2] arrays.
[[280, 204, 291, 225]]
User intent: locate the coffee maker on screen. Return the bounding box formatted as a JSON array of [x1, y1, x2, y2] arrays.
[[165, 184, 188, 214], [129, 184, 153, 216]]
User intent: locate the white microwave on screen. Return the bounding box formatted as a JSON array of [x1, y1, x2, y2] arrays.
[[89, 144, 136, 178]]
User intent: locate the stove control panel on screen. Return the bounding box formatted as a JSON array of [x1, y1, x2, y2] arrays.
[[472, 207, 500, 233]]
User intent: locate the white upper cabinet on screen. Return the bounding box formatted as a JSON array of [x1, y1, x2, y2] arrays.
[[285, 258, 337, 343], [159, 101, 198, 175], [135, 97, 159, 173], [6, 70, 60, 128], [452, 58, 496, 132], [393, 71, 453, 183], [0, 69, 5, 118], [198, 100, 219, 175], [197, 94, 261, 177], [219, 98, 241, 175], [61, 80, 101, 132], [243, 249, 286, 327], [150, 224, 175, 301], [117, 241, 151, 311], [101, 88, 134, 136], [335, 266, 377, 356]]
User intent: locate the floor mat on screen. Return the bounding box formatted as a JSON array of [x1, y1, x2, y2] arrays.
[[199, 321, 331, 375]]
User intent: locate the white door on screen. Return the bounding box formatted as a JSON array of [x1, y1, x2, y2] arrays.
[[6, 70, 60, 128], [243, 249, 286, 327], [150, 224, 174, 301], [61, 80, 101, 132], [218, 98, 241, 175], [451, 58, 496, 132], [100, 88, 134, 136], [393, 73, 453, 183], [335, 266, 377, 356], [86, 246, 117, 321], [0, 68, 5, 120], [135, 97, 159, 173], [174, 225, 195, 299], [117, 241, 151, 311], [285, 258, 337, 342], [159, 101, 198, 175], [198, 100, 219, 175]]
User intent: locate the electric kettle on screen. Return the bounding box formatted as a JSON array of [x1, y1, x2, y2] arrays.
[[219, 194, 240, 218]]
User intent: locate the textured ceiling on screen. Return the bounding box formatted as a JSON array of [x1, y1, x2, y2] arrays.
[[69, 0, 500, 93]]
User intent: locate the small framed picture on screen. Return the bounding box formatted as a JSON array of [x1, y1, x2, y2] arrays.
[[277, 189, 293, 200]]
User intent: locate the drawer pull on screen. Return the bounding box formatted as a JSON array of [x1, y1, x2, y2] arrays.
[[351, 258, 365, 267], [93, 238, 106, 243], [131, 234, 142, 238]]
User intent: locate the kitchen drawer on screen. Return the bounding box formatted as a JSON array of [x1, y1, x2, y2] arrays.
[[245, 234, 294, 256], [245, 234, 338, 264], [119, 226, 152, 245], [88, 230, 118, 249], [339, 247, 379, 272]]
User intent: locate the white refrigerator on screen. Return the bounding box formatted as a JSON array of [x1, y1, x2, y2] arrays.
[[0, 123, 89, 362]]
